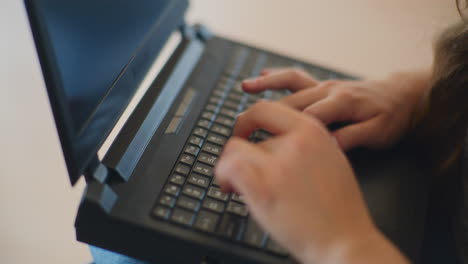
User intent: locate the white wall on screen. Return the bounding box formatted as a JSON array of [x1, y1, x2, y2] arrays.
[[0, 0, 458, 263]]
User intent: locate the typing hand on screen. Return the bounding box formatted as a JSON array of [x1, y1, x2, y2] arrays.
[[243, 68, 430, 151], [214, 101, 408, 264]]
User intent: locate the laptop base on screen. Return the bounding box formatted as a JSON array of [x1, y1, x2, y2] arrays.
[[75, 32, 429, 264]]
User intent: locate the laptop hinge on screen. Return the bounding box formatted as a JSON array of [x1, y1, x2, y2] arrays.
[[85, 155, 125, 184], [180, 23, 196, 39], [180, 23, 213, 42], [194, 24, 213, 42]]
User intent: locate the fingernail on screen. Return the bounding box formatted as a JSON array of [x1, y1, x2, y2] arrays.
[[242, 77, 259, 85]]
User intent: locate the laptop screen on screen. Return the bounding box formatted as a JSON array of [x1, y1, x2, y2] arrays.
[[27, 0, 188, 184], [35, 0, 172, 132]]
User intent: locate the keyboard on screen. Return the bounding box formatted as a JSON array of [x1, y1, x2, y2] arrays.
[[151, 44, 347, 257]]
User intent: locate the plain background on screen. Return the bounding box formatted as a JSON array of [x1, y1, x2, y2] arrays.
[[0, 0, 459, 263]]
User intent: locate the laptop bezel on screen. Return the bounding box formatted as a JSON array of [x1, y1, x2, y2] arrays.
[[24, 0, 189, 185]]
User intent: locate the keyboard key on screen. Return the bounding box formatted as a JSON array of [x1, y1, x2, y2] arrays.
[[159, 195, 176, 208], [188, 136, 204, 147], [266, 239, 289, 256], [218, 75, 232, 84], [243, 218, 267, 248], [219, 108, 237, 119], [182, 184, 206, 200], [152, 206, 171, 220], [193, 162, 214, 177], [201, 111, 216, 121], [223, 100, 241, 111], [169, 173, 185, 185], [250, 55, 266, 77], [164, 184, 181, 196], [207, 187, 229, 202], [226, 201, 248, 217], [179, 154, 195, 166], [188, 173, 210, 188], [213, 89, 227, 98], [247, 95, 262, 104], [198, 152, 218, 166], [197, 119, 212, 130], [207, 133, 227, 146], [241, 103, 251, 111], [211, 177, 221, 187], [219, 76, 234, 85], [232, 82, 244, 93], [209, 96, 223, 106], [202, 198, 225, 213], [177, 196, 201, 211], [262, 90, 273, 100], [194, 210, 220, 233], [211, 124, 231, 137], [193, 127, 208, 138], [184, 145, 200, 156], [174, 164, 190, 176], [256, 91, 267, 100], [202, 143, 222, 156], [216, 82, 231, 92], [231, 193, 245, 204], [215, 116, 235, 128], [170, 208, 195, 226], [227, 93, 244, 102], [217, 214, 246, 241], [205, 104, 220, 113], [270, 91, 284, 101], [239, 60, 256, 79]]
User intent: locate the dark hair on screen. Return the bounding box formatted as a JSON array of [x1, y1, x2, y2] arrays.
[[414, 9, 468, 171]]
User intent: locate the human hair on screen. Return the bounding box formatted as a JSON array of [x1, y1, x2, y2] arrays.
[[413, 0, 468, 171]]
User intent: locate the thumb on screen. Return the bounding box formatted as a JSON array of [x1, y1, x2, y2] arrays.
[[215, 139, 269, 202], [215, 154, 255, 194]]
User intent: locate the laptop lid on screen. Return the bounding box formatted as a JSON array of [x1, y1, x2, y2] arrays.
[[25, 0, 189, 185]]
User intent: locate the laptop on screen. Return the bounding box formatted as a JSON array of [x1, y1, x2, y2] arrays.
[[24, 0, 430, 263]]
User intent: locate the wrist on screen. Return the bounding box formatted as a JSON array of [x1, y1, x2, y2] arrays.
[[301, 226, 410, 264], [388, 69, 432, 99], [387, 69, 433, 132]]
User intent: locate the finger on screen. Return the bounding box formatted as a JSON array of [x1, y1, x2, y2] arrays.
[[260, 68, 281, 76], [234, 101, 307, 138], [260, 67, 293, 76], [302, 97, 355, 125], [256, 135, 285, 153], [280, 86, 329, 110], [332, 119, 379, 151], [242, 68, 318, 93], [215, 137, 271, 202]]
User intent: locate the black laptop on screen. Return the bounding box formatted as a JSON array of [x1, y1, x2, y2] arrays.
[[25, 0, 430, 263]]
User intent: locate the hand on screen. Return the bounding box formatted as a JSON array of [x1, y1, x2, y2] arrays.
[[243, 68, 431, 151], [215, 101, 408, 264]]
